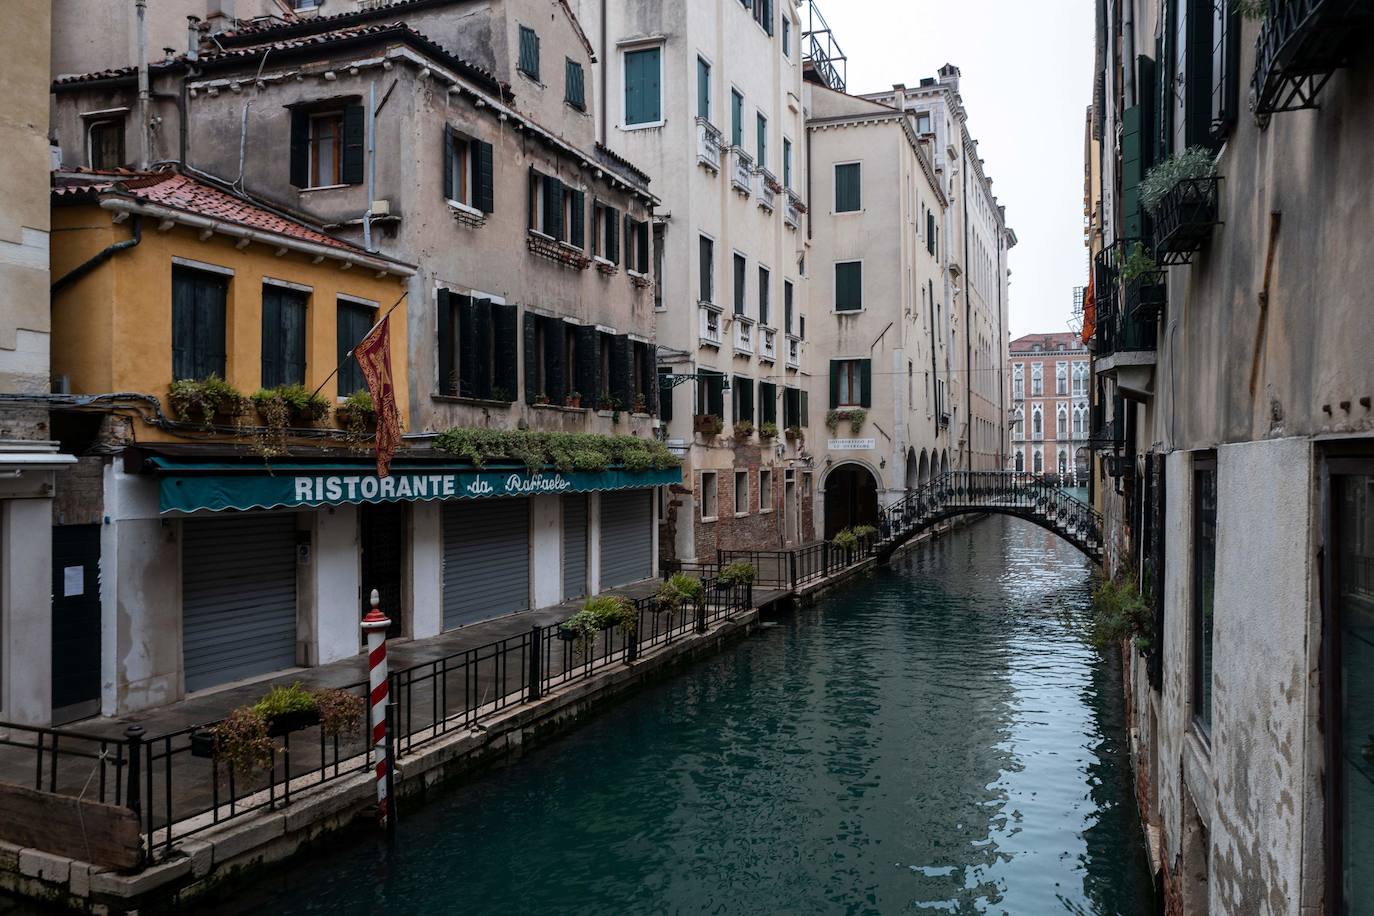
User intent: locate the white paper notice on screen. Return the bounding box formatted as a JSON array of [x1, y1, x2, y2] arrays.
[[63, 565, 84, 597]]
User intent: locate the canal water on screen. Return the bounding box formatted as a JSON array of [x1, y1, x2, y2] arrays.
[[216, 515, 1154, 915]]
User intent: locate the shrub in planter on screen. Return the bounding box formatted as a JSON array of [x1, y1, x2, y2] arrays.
[[785, 425, 803, 441], [1141, 147, 1216, 216], [207, 707, 275, 775], [314, 687, 365, 738], [336, 389, 377, 442], [1089, 573, 1154, 652], [733, 419, 755, 439], [253, 682, 321, 736], [560, 594, 637, 655], [851, 524, 878, 540], [534, 392, 551, 406], [252, 384, 331, 427], [1120, 243, 1158, 283], [759, 421, 779, 440], [694, 414, 725, 436], [832, 529, 860, 553], [656, 573, 704, 613], [564, 390, 583, 409], [717, 562, 756, 588], [825, 408, 867, 436], [168, 375, 248, 428]]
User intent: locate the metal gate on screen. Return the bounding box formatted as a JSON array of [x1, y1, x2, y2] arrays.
[[563, 494, 588, 601], [182, 514, 298, 693], [442, 498, 530, 629], [599, 489, 653, 588]]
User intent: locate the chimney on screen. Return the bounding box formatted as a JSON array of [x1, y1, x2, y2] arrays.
[[187, 15, 201, 62], [163, 46, 176, 64], [205, 0, 235, 34]]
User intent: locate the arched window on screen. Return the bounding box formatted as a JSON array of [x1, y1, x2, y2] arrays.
[[1031, 404, 1043, 440], [1030, 363, 1044, 396], [1072, 403, 1088, 438], [1013, 405, 1025, 440], [1072, 362, 1089, 397], [1055, 362, 1068, 396], [1012, 363, 1024, 399], [1032, 446, 1044, 474], [1014, 448, 1024, 472], [1056, 405, 1068, 440]]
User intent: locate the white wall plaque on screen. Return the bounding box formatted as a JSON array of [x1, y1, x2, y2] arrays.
[[827, 438, 876, 451]]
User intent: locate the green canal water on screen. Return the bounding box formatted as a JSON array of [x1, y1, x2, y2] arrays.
[[217, 515, 1154, 915]]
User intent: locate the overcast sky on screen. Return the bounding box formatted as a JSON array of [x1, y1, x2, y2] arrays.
[[813, 0, 1094, 339]]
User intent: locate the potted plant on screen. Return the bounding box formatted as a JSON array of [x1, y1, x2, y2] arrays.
[[633, 393, 648, 414], [564, 390, 582, 409], [190, 683, 363, 765], [694, 414, 724, 436], [1141, 147, 1216, 217], [1121, 243, 1167, 318], [1142, 146, 1219, 255], [785, 425, 803, 442], [759, 421, 779, 440], [655, 573, 704, 613], [832, 528, 859, 554], [716, 561, 756, 591], [733, 419, 755, 439], [534, 392, 551, 406], [252, 384, 331, 428], [559, 594, 637, 655], [335, 390, 376, 433], [825, 408, 867, 435], [168, 374, 248, 428]]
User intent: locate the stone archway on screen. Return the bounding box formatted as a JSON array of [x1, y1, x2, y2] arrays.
[[904, 447, 919, 490], [823, 462, 880, 539], [940, 450, 950, 477], [917, 449, 930, 486]]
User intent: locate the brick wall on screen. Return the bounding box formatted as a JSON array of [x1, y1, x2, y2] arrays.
[[53, 455, 105, 526]]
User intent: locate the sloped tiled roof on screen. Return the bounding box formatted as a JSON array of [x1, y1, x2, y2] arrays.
[[1009, 332, 1088, 354], [53, 170, 359, 252]]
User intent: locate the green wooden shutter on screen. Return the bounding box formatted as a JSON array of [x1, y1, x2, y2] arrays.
[[859, 359, 872, 408], [783, 138, 792, 188], [708, 373, 725, 418], [442, 125, 454, 201], [829, 361, 840, 409], [1122, 105, 1144, 237], [493, 303, 519, 401], [436, 289, 455, 395], [341, 104, 365, 185], [1183, 0, 1214, 149], [800, 389, 809, 427], [570, 190, 585, 249], [611, 335, 633, 406], [475, 141, 494, 213], [733, 254, 746, 315], [697, 57, 711, 120], [289, 110, 309, 188], [260, 285, 282, 388], [527, 167, 538, 229], [566, 59, 585, 110], [1138, 55, 1157, 177], [835, 163, 861, 212], [658, 368, 674, 422], [457, 295, 476, 397], [192, 271, 227, 381], [756, 113, 767, 165], [607, 206, 620, 263], [636, 220, 649, 273], [543, 176, 564, 239], [731, 91, 743, 146], [625, 47, 661, 125], [575, 325, 599, 397], [519, 26, 540, 80], [835, 262, 862, 311], [699, 235, 713, 301], [523, 313, 540, 405]]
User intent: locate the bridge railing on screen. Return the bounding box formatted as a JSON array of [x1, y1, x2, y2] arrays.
[[879, 472, 1103, 556]]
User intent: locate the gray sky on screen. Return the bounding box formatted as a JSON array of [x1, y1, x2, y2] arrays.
[[813, 0, 1094, 339]]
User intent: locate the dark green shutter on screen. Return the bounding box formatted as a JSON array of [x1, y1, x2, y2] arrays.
[[829, 361, 840, 409], [835, 262, 862, 311], [699, 235, 713, 301], [784, 281, 794, 332], [543, 176, 564, 239], [1122, 105, 1144, 237], [611, 335, 633, 406], [476, 141, 494, 213], [289, 110, 309, 188], [835, 163, 861, 212], [575, 325, 599, 397], [624, 47, 661, 125], [800, 389, 809, 427], [262, 286, 305, 388], [544, 319, 566, 403], [658, 367, 674, 422], [606, 206, 620, 263], [472, 299, 493, 399], [527, 167, 538, 229], [731, 91, 743, 146], [519, 26, 540, 80], [708, 373, 725, 418], [524, 313, 540, 405], [646, 345, 659, 415], [697, 57, 710, 120], [341, 104, 365, 185], [570, 190, 585, 249], [173, 267, 226, 381], [859, 359, 872, 408], [493, 303, 519, 401], [437, 289, 455, 395], [261, 285, 282, 388], [1138, 55, 1157, 177], [457, 295, 476, 397], [442, 125, 454, 201], [566, 59, 585, 110], [638, 220, 649, 274], [1184, 0, 1214, 149], [734, 254, 746, 315]]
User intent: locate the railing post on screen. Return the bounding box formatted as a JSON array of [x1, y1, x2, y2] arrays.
[[626, 605, 640, 663], [384, 700, 398, 839], [696, 593, 708, 633], [527, 624, 543, 701], [822, 541, 830, 575], [124, 725, 144, 821], [789, 550, 797, 592]]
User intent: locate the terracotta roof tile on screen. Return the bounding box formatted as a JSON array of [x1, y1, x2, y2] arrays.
[[1009, 332, 1087, 354]]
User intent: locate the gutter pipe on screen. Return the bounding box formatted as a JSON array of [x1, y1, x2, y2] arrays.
[[51, 216, 142, 294]]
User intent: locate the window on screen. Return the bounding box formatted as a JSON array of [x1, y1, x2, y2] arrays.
[[781, 16, 791, 57], [1192, 455, 1218, 736], [834, 261, 863, 312], [733, 375, 755, 426], [700, 471, 719, 520], [834, 162, 861, 212], [1072, 403, 1088, 438], [783, 386, 808, 428], [733, 253, 747, 316], [699, 235, 715, 303], [443, 127, 494, 213], [1031, 363, 1044, 397], [337, 297, 376, 396], [783, 138, 793, 190], [261, 283, 307, 389], [565, 58, 585, 110], [830, 359, 871, 408], [1014, 447, 1024, 473], [695, 369, 725, 419], [592, 200, 620, 262], [653, 222, 665, 311], [623, 46, 662, 127], [1057, 448, 1068, 477], [759, 381, 777, 425], [756, 113, 768, 167], [926, 210, 936, 254], [1012, 363, 1025, 399], [436, 291, 518, 401], [87, 118, 125, 170], [758, 267, 771, 326], [730, 90, 744, 147], [1033, 446, 1044, 474], [518, 25, 540, 80], [914, 111, 932, 134], [760, 468, 773, 511], [1012, 405, 1025, 440], [529, 171, 582, 245], [290, 104, 363, 188], [1072, 361, 1088, 397], [1211, 1, 1241, 141], [697, 56, 711, 121], [1056, 362, 1069, 396], [1031, 404, 1043, 440], [171, 266, 227, 381], [751, 0, 774, 34], [1329, 463, 1374, 916], [734, 470, 750, 515], [1056, 405, 1068, 440], [784, 280, 794, 333], [625, 217, 650, 274]]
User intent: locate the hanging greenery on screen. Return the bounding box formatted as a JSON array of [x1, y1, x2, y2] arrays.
[[434, 428, 679, 472], [1089, 573, 1155, 653], [825, 408, 867, 435], [168, 375, 248, 428]]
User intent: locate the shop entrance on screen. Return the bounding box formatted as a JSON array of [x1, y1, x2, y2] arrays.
[[361, 502, 407, 638]]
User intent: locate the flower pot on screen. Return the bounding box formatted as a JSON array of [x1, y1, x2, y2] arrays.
[[558, 627, 579, 642], [565, 397, 582, 409], [189, 729, 217, 759], [265, 708, 320, 738]]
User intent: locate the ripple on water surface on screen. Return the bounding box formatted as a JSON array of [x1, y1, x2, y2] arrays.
[[212, 516, 1153, 916]]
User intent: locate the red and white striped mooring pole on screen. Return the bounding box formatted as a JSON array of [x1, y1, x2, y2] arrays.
[[360, 588, 392, 828]]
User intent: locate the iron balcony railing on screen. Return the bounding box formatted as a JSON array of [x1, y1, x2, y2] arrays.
[[1252, 0, 1374, 115], [1153, 176, 1222, 265]]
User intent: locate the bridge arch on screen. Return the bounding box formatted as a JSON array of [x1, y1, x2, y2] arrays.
[[822, 460, 880, 539]]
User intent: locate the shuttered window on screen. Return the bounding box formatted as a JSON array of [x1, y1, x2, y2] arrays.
[[699, 235, 715, 303], [835, 162, 861, 212], [1183, 0, 1214, 149], [731, 90, 744, 147], [696, 370, 725, 418], [1122, 105, 1145, 238], [783, 386, 801, 427], [625, 216, 650, 273], [443, 126, 494, 213], [830, 359, 871, 408], [758, 267, 771, 326], [436, 290, 518, 401], [524, 313, 569, 405], [624, 46, 662, 126], [337, 298, 375, 396], [926, 210, 936, 254], [1209, 2, 1240, 141], [171, 266, 227, 381], [657, 367, 674, 421], [697, 56, 711, 121], [756, 113, 768, 167], [783, 138, 792, 189], [784, 280, 795, 333], [566, 58, 585, 111], [733, 375, 754, 423], [290, 104, 363, 188], [760, 381, 777, 425], [518, 25, 540, 81], [260, 284, 307, 389], [733, 253, 747, 316], [835, 261, 863, 312]]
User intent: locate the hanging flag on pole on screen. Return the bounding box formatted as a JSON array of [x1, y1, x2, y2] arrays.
[[354, 312, 402, 477]]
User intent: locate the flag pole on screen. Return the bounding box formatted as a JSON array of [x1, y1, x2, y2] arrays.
[[309, 290, 409, 403]]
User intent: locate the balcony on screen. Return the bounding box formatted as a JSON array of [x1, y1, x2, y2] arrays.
[[733, 315, 755, 356], [784, 191, 803, 229], [786, 334, 801, 368], [756, 168, 779, 212], [1092, 240, 1158, 398], [759, 326, 777, 362], [696, 118, 723, 173], [1153, 177, 1222, 265], [1252, 0, 1374, 115], [731, 148, 755, 196], [699, 302, 723, 348], [1124, 269, 1167, 321]]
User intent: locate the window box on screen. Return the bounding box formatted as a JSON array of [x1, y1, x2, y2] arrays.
[[694, 414, 724, 436], [628, 269, 652, 290], [1152, 176, 1222, 265], [594, 256, 618, 276], [784, 191, 802, 229], [1252, 0, 1374, 116], [528, 231, 590, 269], [1125, 270, 1167, 320], [447, 198, 487, 228]]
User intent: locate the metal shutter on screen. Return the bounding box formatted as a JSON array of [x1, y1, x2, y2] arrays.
[[182, 514, 298, 693], [599, 490, 653, 588], [443, 498, 530, 629], [563, 495, 588, 601]]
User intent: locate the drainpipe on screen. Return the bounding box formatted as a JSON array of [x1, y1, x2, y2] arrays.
[[364, 80, 376, 252], [1122, 0, 1136, 108], [599, 0, 608, 146], [51, 216, 142, 295], [136, 0, 150, 168]]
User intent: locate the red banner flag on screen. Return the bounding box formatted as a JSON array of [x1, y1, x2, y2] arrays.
[[354, 313, 402, 477]]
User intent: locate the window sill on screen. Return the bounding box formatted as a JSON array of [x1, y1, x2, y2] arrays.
[[733, 511, 749, 519], [626, 268, 647, 280], [832, 308, 865, 315], [432, 394, 515, 409], [621, 120, 666, 132], [698, 300, 722, 313], [759, 508, 774, 515], [447, 198, 485, 219], [701, 515, 719, 524], [532, 402, 587, 414], [298, 183, 351, 193], [732, 314, 756, 325]]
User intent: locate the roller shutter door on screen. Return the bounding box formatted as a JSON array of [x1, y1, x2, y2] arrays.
[[443, 498, 530, 629], [599, 490, 653, 588], [182, 514, 298, 693], [563, 494, 588, 601]]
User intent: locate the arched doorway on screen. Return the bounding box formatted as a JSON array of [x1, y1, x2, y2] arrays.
[[917, 450, 930, 486], [823, 462, 879, 539], [939, 450, 950, 477], [904, 448, 919, 489]]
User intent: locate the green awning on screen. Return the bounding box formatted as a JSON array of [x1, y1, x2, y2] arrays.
[[150, 457, 681, 514]]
